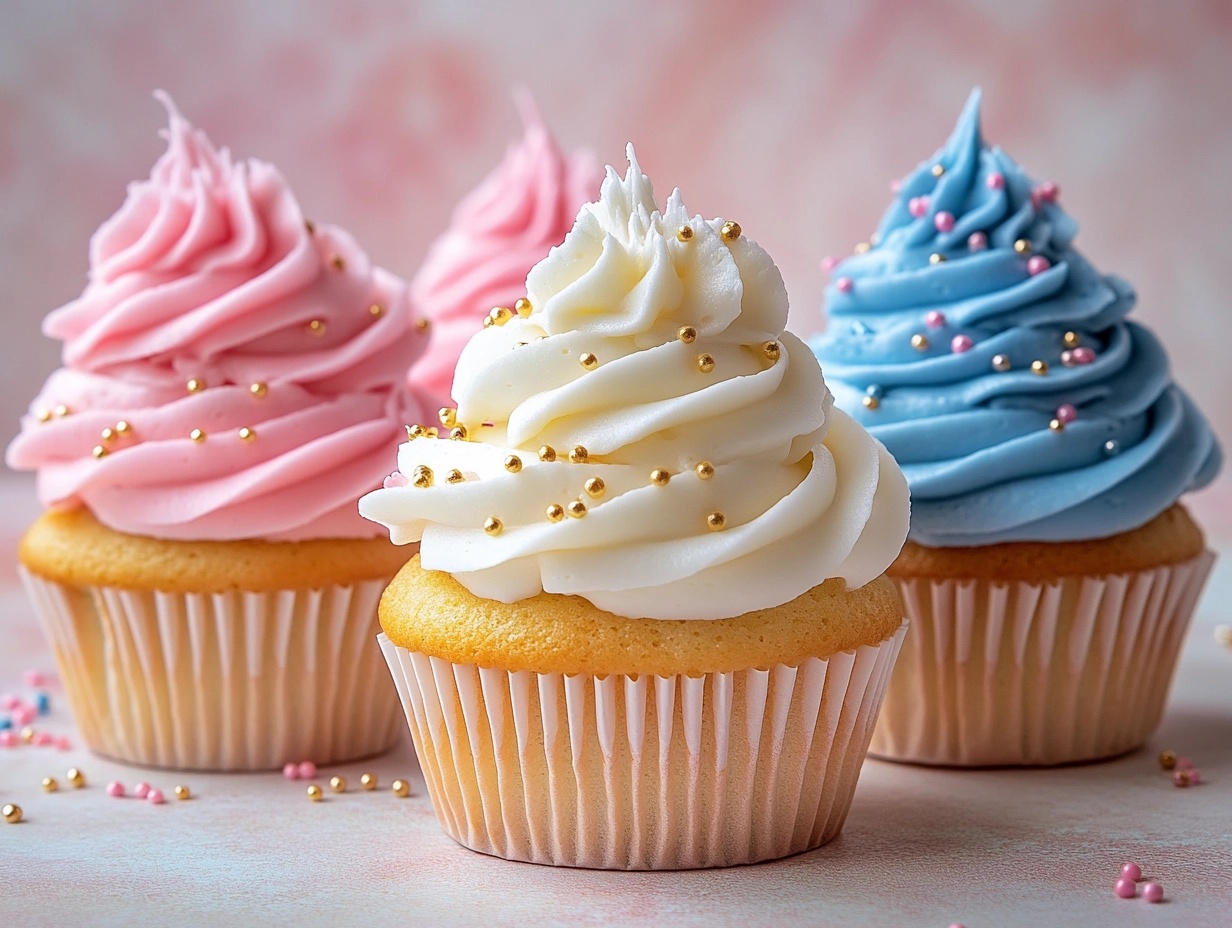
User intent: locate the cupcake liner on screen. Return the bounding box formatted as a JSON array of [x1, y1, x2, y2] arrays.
[[379, 622, 906, 870], [871, 551, 1215, 767], [19, 568, 403, 771]]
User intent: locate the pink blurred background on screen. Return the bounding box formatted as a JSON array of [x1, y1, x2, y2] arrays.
[[2, 0, 1230, 528]]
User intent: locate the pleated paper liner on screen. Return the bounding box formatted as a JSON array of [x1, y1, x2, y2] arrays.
[[871, 551, 1215, 767], [380, 622, 906, 870], [20, 568, 403, 771]]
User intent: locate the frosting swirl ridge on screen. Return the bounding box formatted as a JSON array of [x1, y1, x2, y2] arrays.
[[361, 146, 908, 619], [810, 89, 1220, 547]]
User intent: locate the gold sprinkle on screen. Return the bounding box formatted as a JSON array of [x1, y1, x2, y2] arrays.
[[306, 785, 323, 802], [583, 477, 605, 499], [391, 779, 411, 798], [568, 445, 589, 464], [53, 405, 71, 418], [369, 304, 384, 318], [304, 219, 315, 234], [483, 316, 495, 328], [1049, 418, 1065, 432], [566, 499, 587, 518], [538, 445, 557, 463], [910, 334, 930, 351], [20, 727, 35, 744], [449, 425, 469, 441], [1013, 238, 1031, 255], [1159, 750, 1178, 770], [438, 407, 457, 428], [250, 382, 268, 398], [1031, 360, 1050, 376], [677, 326, 698, 344], [412, 467, 434, 489], [694, 461, 715, 480], [115, 420, 131, 435], [308, 319, 326, 336], [546, 503, 565, 523], [445, 469, 465, 484], [2, 804, 22, 824], [931, 163, 946, 177], [41, 777, 58, 793], [504, 455, 523, 473], [762, 341, 781, 361], [484, 516, 503, 536], [424, 426, 438, 438], [331, 255, 346, 271], [406, 424, 427, 440], [649, 468, 671, 486], [854, 241, 871, 254], [992, 354, 1011, 372], [720, 220, 741, 242], [100, 428, 116, 443], [174, 785, 191, 800], [514, 341, 528, 349], [92, 445, 108, 459], [676, 224, 695, 242], [36, 409, 52, 423], [490, 306, 513, 326], [329, 776, 347, 794], [696, 353, 716, 373], [579, 352, 599, 370], [929, 253, 946, 264], [66, 768, 86, 789], [416, 318, 431, 332], [862, 395, 881, 410], [1216, 625, 1232, 648], [514, 298, 533, 317], [1063, 331, 1081, 348], [186, 378, 206, 393], [238, 427, 256, 442], [360, 773, 378, 791], [190, 428, 206, 443], [706, 511, 727, 531]]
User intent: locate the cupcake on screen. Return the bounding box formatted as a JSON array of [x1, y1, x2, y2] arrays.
[[360, 146, 910, 869], [407, 90, 599, 404], [811, 90, 1221, 766], [6, 94, 432, 770]]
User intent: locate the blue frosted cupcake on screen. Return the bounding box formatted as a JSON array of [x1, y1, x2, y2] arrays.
[[811, 90, 1221, 766]]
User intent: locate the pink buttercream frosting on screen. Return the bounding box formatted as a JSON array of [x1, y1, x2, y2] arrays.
[[407, 91, 599, 403], [6, 93, 432, 541]]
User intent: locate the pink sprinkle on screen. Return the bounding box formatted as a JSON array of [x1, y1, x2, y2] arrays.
[[1172, 769, 1191, 787], [23, 670, 47, 688], [1121, 862, 1142, 882], [986, 172, 1005, 190], [1114, 878, 1137, 899], [56, 736, 72, 751], [890, 178, 903, 193], [133, 782, 151, 799], [908, 196, 930, 218], [967, 231, 988, 251], [383, 472, 408, 489], [820, 255, 840, 272], [1055, 403, 1078, 424], [1037, 181, 1059, 202], [1142, 882, 1164, 904], [1060, 350, 1075, 366], [948, 924, 967, 928], [1177, 756, 1195, 770], [283, 763, 300, 780], [0, 731, 17, 747], [934, 211, 955, 233], [34, 731, 55, 746], [835, 277, 854, 294], [1, 694, 18, 711], [147, 788, 166, 805], [298, 761, 317, 779], [951, 334, 974, 354], [13, 705, 36, 726], [1070, 347, 1096, 365], [925, 310, 947, 329], [1027, 255, 1051, 276], [106, 781, 125, 798]]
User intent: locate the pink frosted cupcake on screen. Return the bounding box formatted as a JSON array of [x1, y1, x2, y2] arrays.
[[408, 91, 599, 404], [7, 94, 433, 771]]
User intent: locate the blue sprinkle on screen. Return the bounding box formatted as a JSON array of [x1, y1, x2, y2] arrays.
[[35, 692, 50, 715], [0, 717, 11, 731], [865, 384, 884, 399]]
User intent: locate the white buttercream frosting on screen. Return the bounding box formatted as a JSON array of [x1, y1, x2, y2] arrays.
[[360, 146, 909, 619]]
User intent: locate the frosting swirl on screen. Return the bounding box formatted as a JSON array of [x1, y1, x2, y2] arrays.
[[407, 91, 599, 403], [361, 146, 908, 620], [6, 93, 432, 541], [810, 89, 1220, 547]]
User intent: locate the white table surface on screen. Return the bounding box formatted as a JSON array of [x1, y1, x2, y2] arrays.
[[1, 477, 1230, 928]]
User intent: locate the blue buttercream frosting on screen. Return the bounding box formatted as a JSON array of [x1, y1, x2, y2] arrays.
[[810, 89, 1221, 547]]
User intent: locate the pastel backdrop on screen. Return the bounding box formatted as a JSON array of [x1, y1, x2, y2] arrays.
[[3, 0, 1230, 543]]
